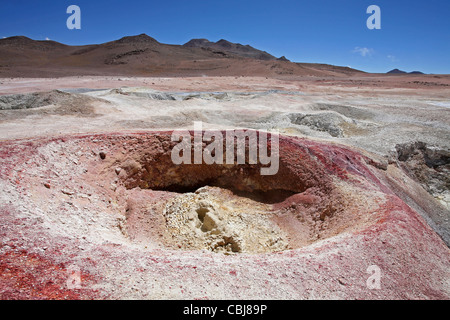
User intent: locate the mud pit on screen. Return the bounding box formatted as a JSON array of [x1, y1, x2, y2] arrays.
[[1, 130, 449, 299], [101, 132, 380, 254], [15, 132, 379, 255]]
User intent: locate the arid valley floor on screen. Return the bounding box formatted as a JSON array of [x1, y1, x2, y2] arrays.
[[1, 74, 449, 299]]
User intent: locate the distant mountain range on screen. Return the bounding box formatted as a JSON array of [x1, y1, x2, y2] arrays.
[[183, 38, 289, 61], [387, 69, 425, 75], [0, 33, 364, 77]]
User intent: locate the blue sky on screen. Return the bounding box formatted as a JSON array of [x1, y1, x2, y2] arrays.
[[1, 0, 449, 73]]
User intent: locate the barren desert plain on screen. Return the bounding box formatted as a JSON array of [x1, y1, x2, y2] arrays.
[[0, 35, 449, 300]]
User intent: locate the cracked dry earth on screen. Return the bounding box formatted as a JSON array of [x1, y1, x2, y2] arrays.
[[0, 76, 449, 299]]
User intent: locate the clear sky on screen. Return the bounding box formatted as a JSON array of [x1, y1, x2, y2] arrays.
[[1, 0, 449, 74]]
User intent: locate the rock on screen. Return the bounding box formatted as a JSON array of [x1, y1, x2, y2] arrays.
[[61, 189, 74, 195]]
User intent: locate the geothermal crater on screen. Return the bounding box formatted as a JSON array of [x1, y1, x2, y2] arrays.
[[104, 131, 380, 254], [1, 129, 448, 299], [4, 132, 382, 255]]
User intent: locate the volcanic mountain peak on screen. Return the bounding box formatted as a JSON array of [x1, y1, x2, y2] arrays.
[[183, 38, 213, 47], [1, 35, 57, 45], [0, 34, 365, 77], [114, 33, 159, 44], [2, 35, 33, 42], [216, 39, 233, 48], [387, 68, 407, 74], [387, 68, 425, 75], [0, 35, 67, 50], [277, 56, 290, 62], [184, 37, 277, 60], [185, 38, 244, 48]]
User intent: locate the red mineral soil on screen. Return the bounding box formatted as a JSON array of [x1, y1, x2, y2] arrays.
[[0, 131, 448, 299]]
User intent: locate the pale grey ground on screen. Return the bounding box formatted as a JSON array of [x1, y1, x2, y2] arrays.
[[1, 86, 449, 244]]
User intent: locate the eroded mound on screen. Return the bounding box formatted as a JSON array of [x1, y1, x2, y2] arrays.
[[396, 141, 450, 209], [0, 90, 104, 122]]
